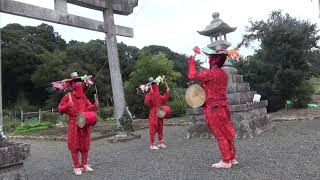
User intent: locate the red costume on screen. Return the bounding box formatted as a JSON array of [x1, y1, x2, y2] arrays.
[[58, 80, 96, 169], [144, 83, 170, 146], [188, 55, 236, 164]]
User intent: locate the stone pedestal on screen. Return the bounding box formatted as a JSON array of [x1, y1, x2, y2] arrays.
[[186, 67, 270, 138], [107, 132, 141, 143], [0, 141, 30, 180]]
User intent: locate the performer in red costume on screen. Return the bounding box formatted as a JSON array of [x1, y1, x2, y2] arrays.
[[144, 78, 170, 150], [58, 72, 98, 175], [188, 49, 238, 168]]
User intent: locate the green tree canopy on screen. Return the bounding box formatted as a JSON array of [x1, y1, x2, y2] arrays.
[[125, 52, 181, 118], [236, 10, 319, 110]]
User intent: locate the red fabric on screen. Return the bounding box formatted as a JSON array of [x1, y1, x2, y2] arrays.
[[161, 105, 172, 118], [83, 111, 97, 127], [70, 81, 85, 98], [58, 89, 96, 167], [144, 84, 170, 145], [70, 151, 80, 168], [188, 55, 236, 163], [208, 54, 227, 68], [80, 150, 89, 166], [70, 150, 89, 168]]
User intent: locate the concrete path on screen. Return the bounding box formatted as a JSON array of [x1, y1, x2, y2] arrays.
[[20, 119, 320, 180]]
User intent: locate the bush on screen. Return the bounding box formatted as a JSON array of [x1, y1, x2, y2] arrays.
[[41, 112, 60, 124], [2, 109, 20, 133], [310, 78, 320, 95], [3, 117, 20, 133], [99, 106, 114, 120], [166, 88, 187, 117], [292, 83, 314, 108], [166, 100, 186, 117], [125, 52, 181, 118]]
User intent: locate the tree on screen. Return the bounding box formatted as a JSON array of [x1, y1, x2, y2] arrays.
[[118, 42, 140, 81], [237, 10, 319, 110], [125, 52, 181, 118], [1, 23, 66, 109], [141, 45, 188, 87], [307, 50, 320, 77]]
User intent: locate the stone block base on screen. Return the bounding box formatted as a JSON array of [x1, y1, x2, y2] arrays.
[[107, 133, 141, 143], [0, 141, 30, 180], [186, 102, 270, 139], [0, 163, 27, 180]]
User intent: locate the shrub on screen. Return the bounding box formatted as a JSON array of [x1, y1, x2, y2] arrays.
[[166, 88, 187, 117], [3, 117, 20, 133], [99, 106, 114, 120], [41, 112, 60, 124]]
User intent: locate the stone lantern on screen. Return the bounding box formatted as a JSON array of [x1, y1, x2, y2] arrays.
[[198, 12, 236, 51]]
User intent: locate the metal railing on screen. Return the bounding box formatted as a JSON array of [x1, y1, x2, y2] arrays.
[[20, 108, 56, 123]]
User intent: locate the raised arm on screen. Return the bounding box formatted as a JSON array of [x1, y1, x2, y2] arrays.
[[188, 56, 215, 82], [144, 91, 153, 106], [85, 97, 97, 112], [58, 93, 72, 114], [160, 90, 170, 103]]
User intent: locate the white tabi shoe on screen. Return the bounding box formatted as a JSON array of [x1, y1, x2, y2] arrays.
[[83, 164, 94, 172], [74, 168, 83, 175], [211, 160, 232, 169], [157, 143, 167, 149], [150, 145, 160, 150], [231, 159, 238, 165]]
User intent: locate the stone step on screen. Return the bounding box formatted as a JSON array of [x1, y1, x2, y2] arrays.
[[231, 107, 267, 122], [227, 91, 256, 105], [186, 100, 268, 115], [234, 114, 270, 138], [232, 74, 243, 83], [0, 142, 30, 168], [186, 108, 203, 115], [227, 82, 250, 93], [229, 100, 268, 112]]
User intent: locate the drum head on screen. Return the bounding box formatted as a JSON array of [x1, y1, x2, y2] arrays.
[[156, 106, 166, 118], [76, 112, 86, 128], [185, 84, 206, 108]]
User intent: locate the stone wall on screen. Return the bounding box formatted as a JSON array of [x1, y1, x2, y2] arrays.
[[0, 141, 30, 180]]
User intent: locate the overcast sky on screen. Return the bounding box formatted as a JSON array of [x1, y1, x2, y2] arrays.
[[1, 0, 320, 56]]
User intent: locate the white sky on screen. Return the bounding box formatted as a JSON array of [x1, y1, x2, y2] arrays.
[[1, 0, 320, 56]]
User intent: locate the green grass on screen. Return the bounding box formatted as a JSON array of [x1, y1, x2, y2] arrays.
[[14, 122, 53, 134]]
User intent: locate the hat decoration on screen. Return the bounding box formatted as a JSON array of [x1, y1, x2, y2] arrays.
[[51, 72, 94, 91], [192, 46, 240, 68], [136, 75, 166, 94]]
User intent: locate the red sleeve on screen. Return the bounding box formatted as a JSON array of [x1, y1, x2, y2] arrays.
[[188, 56, 215, 82], [85, 97, 97, 112], [160, 91, 170, 103], [58, 93, 70, 114], [144, 92, 152, 106]]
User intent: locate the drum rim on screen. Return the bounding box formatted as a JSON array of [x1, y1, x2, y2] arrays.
[[76, 112, 86, 128], [156, 106, 166, 118], [185, 84, 206, 108]]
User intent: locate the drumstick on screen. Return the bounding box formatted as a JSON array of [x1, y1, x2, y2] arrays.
[[163, 76, 170, 91], [68, 92, 73, 106], [94, 85, 101, 116], [94, 85, 99, 102]]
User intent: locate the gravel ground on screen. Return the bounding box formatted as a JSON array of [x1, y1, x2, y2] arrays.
[[19, 119, 320, 180]]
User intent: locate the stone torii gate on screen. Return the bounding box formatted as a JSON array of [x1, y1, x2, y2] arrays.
[[0, 0, 139, 132]]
